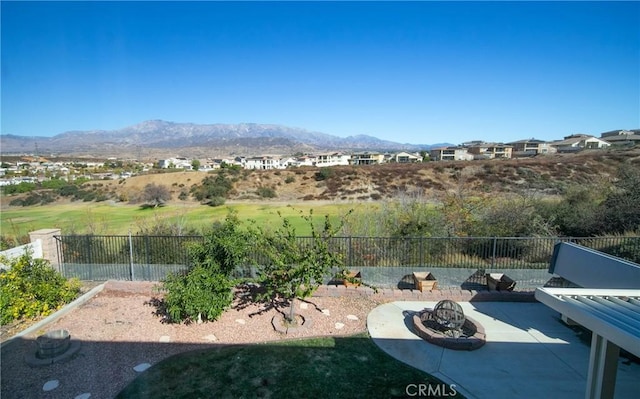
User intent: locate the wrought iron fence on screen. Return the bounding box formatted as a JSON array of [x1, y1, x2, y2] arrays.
[[55, 234, 640, 286]]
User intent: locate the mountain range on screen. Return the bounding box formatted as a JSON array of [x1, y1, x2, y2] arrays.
[[0, 120, 451, 159]]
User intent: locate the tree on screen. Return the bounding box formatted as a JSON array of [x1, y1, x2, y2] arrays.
[[549, 185, 603, 237], [598, 167, 640, 233], [190, 172, 233, 205], [255, 209, 350, 323], [142, 183, 171, 208], [160, 212, 255, 323], [191, 159, 201, 171]]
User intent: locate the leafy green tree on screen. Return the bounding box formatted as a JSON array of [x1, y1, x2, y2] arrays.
[[159, 212, 255, 323], [191, 159, 201, 171], [255, 209, 349, 323], [550, 186, 603, 236], [190, 171, 233, 205], [598, 167, 640, 233]]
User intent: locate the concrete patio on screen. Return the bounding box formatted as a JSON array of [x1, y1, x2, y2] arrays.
[[367, 301, 639, 399]]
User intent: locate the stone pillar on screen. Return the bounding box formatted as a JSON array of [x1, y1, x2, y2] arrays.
[[29, 229, 62, 272]]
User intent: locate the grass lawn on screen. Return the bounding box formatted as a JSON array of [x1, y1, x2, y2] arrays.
[[0, 201, 367, 238], [116, 333, 463, 399]]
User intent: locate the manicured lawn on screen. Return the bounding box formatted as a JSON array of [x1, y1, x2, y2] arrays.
[[0, 202, 367, 237], [116, 333, 463, 399]]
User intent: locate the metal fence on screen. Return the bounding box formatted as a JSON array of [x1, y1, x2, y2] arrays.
[[55, 234, 640, 288]]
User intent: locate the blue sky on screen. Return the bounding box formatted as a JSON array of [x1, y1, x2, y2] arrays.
[[1, 1, 638, 145]]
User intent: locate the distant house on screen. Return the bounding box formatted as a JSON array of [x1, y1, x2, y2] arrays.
[[600, 129, 640, 146], [429, 147, 474, 161], [508, 139, 557, 157], [293, 156, 316, 167], [465, 142, 513, 160], [244, 156, 283, 170], [279, 157, 297, 168], [158, 157, 193, 169], [551, 134, 610, 153], [393, 151, 422, 163], [350, 152, 385, 165], [315, 152, 351, 167]]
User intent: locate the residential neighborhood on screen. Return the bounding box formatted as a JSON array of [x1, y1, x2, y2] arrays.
[[1, 129, 638, 185]]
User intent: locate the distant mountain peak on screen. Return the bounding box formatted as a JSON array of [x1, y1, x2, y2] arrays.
[[0, 120, 440, 157]]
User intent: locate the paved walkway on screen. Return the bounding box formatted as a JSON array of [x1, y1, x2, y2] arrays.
[[367, 301, 640, 399]]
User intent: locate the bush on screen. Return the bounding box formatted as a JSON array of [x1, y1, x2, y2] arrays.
[[208, 196, 226, 207], [257, 186, 277, 198], [1, 182, 37, 195], [162, 265, 235, 323], [41, 179, 68, 190], [158, 213, 254, 323], [9, 192, 56, 206], [191, 172, 233, 203], [315, 168, 334, 181], [0, 252, 81, 324]]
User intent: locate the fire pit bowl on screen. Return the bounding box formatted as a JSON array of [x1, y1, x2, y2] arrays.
[[413, 301, 486, 351]]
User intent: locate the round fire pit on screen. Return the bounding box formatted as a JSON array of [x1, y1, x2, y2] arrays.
[[413, 300, 486, 351]]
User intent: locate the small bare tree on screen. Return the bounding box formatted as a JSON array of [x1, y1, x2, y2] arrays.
[[142, 183, 171, 208]]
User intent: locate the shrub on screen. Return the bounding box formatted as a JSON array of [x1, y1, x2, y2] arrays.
[[41, 179, 67, 190], [158, 213, 254, 323], [0, 252, 81, 324], [315, 168, 334, 181], [257, 186, 277, 198], [9, 192, 56, 206], [208, 196, 226, 207], [162, 265, 236, 323], [1, 182, 37, 195], [191, 172, 233, 204], [284, 176, 295, 184]]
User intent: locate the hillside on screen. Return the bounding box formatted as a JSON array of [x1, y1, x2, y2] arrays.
[[94, 148, 640, 204]]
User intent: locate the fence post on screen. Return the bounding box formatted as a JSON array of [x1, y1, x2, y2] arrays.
[[129, 231, 135, 281], [28, 229, 62, 272], [348, 236, 352, 267], [491, 237, 497, 269]]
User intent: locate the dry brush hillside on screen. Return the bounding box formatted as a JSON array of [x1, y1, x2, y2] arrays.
[[99, 148, 640, 205]]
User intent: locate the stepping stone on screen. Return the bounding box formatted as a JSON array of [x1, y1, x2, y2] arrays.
[[334, 322, 345, 330], [43, 380, 59, 392], [133, 363, 151, 372], [159, 335, 171, 343], [75, 394, 91, 399], [321, 309, 331, 316], [346, 314, 359, 321], [235, 319, 246, 325], [299, 303, 309, 309], [203, 334, 218, 342]]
